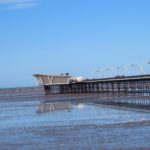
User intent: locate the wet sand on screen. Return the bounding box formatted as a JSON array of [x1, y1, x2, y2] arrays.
[[0, 87, 150, 150]]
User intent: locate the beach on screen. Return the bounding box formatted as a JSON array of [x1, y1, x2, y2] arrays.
[[0, 87, 150, 150]]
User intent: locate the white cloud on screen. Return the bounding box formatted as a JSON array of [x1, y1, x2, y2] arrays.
[[0, 0, 39, 9], [0, 0, 36, 4]]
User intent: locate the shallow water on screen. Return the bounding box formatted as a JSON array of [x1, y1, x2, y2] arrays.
[[0, 88, 150, 149]]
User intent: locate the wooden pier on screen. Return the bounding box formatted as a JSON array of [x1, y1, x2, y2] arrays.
[[34, 74, 150, 95]]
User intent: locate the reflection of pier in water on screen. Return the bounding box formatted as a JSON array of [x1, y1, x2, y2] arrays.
[[37, 97, 150, 113], [37, 102, 72, 114]]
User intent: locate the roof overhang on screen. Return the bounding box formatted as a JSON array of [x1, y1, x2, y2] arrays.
[[33, 74, 71, 86]]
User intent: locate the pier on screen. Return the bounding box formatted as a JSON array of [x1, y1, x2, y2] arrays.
[[34, 74, 150, 95]]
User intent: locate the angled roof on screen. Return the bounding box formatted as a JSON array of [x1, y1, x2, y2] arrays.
[[33, 74, 71, 85]]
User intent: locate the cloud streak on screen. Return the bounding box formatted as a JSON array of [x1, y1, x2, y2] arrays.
[[0, 0, 40, 10]]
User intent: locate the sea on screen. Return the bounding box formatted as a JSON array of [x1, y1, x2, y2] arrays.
[[0, 87, 150, 150]]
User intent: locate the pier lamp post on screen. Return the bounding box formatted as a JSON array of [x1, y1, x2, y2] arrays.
[[123, 65, 129, 76], [124, 64, 144, 76], [104, 67, 116, 78], [110, 67, 117, 77], [141, 60, 150, 74], [116, 66, 123, 76], [124, 65, 131, 76], [97, 68, 104, 78], [104, 68, 109, 78], [132, 64, 144, 75], [148, 61, 150, 74], [138, 64, 144, 75], [90, 68, 96, 79], [91, 69, 102, 79], [96, 69, 100, 78]]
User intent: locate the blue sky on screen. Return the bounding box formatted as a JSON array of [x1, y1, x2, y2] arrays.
[[0, 0, 150, 88]]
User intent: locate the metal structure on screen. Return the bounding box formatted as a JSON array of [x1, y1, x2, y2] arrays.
[[34, 74, 150, 95], [33, 74, 71, 85]]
